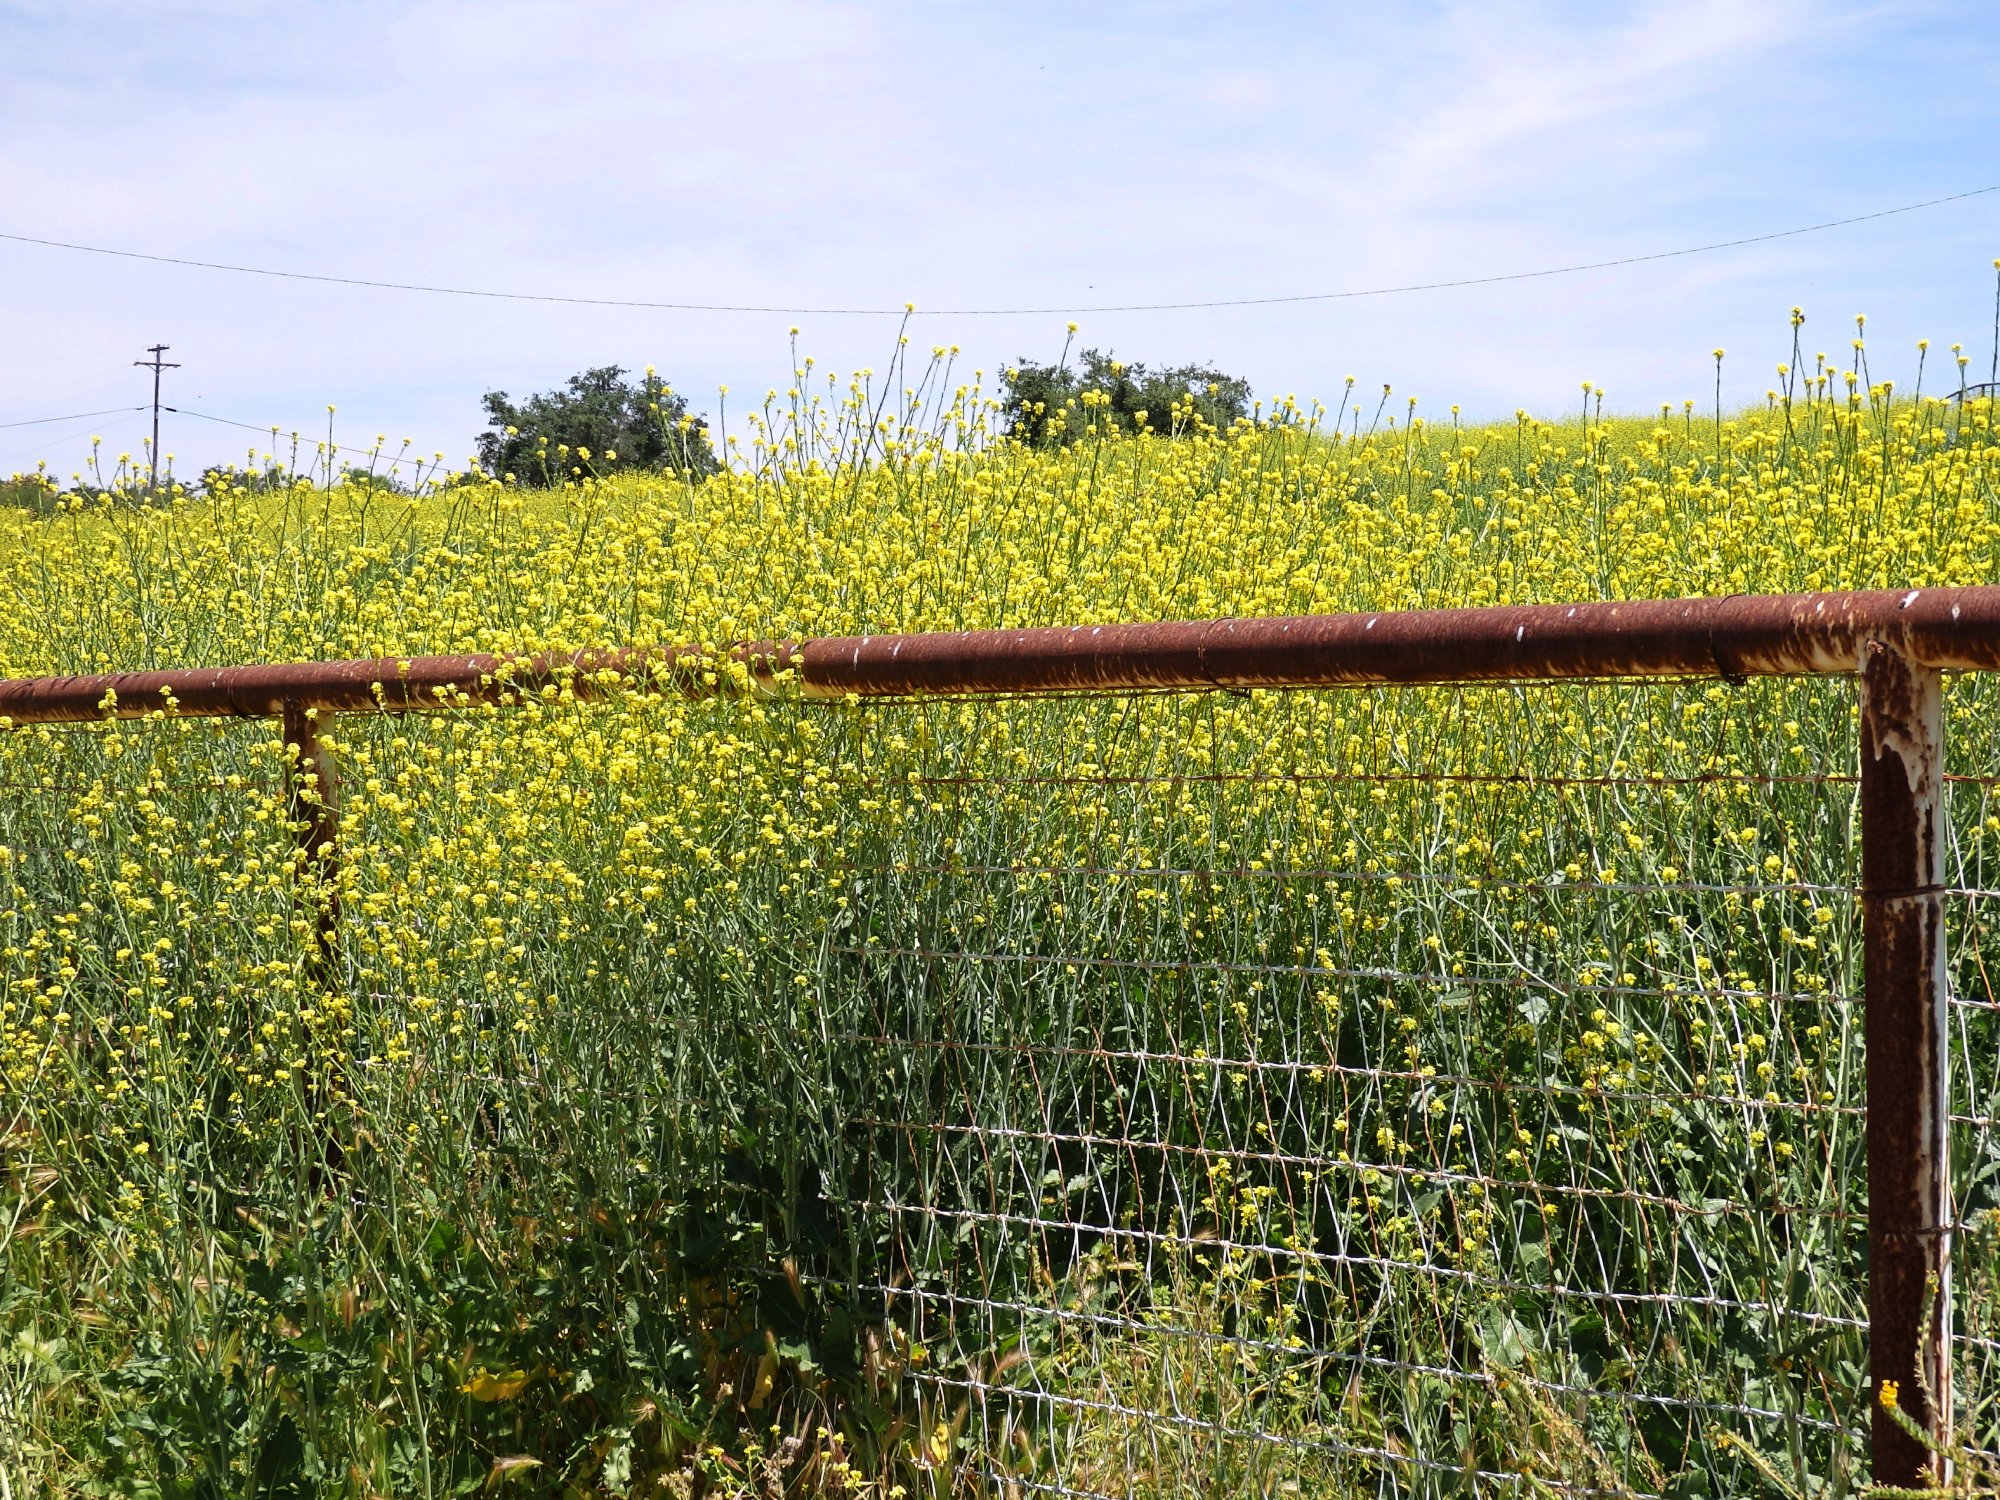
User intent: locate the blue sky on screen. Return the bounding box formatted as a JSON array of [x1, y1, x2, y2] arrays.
[[1, 0, 1997, 480]]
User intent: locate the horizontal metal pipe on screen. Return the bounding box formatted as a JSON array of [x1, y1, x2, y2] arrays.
[[0, 645, 798, 724], [796, 586, 2000, 697], [5, 586, 2000, 725]]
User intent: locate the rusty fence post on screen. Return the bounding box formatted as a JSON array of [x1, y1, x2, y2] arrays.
[[1860, 639, 1952, 1485]]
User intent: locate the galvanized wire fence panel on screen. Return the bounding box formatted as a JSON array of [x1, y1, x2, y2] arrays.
[[727, 678, 1876, 1497], [1940, 682, 2000, 1470]]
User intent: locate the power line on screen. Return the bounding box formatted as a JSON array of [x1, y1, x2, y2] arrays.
[[0, 408, 146, 432], [0, 412, 144, 476], [5, 407, 443, 481], [2, 184, 1995, 318], [167, 407, 449, 470], [0, 369, 150, 422]]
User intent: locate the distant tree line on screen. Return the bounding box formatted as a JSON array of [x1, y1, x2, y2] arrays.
[[5, 351, 1248, 515], [475, 366, 718, 484], [1000, 348, 1252, 447]]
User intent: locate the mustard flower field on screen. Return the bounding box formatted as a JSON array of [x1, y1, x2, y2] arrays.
[[6, 349, 2000, 1497]]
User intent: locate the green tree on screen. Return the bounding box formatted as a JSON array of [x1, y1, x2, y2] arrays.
[[336, 462, 410, 494], [476, 366, 718, 484], [1000, 349, 1252, 447], [195, 462, 296, 496], [0, 473, 59, 514]]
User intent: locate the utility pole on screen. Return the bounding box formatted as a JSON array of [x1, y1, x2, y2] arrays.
[[134, 344, 180, 496]]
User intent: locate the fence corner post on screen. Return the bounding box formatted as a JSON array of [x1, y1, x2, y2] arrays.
[[1860, 638, 1951, 1486]]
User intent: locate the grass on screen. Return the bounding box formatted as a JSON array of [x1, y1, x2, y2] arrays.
[[4, 346, 2000, 1496]]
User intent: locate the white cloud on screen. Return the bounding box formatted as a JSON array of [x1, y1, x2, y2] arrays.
[[1365, 0, 1803, 204]]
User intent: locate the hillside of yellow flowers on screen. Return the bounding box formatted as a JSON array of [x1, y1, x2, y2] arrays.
[[3, 366, 1998, 676], [4, 358, 2000, 1498]]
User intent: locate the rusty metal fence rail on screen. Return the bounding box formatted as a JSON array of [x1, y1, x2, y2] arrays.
[[6, 586, 2000, 1491]]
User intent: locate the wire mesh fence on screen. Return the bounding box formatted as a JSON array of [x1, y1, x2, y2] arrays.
[[6, 629, 2000, 1495], [690, 678, 1875, 1497]]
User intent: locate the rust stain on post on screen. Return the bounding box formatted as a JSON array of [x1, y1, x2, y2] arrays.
[[1860, 640, 1952, 1487]]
